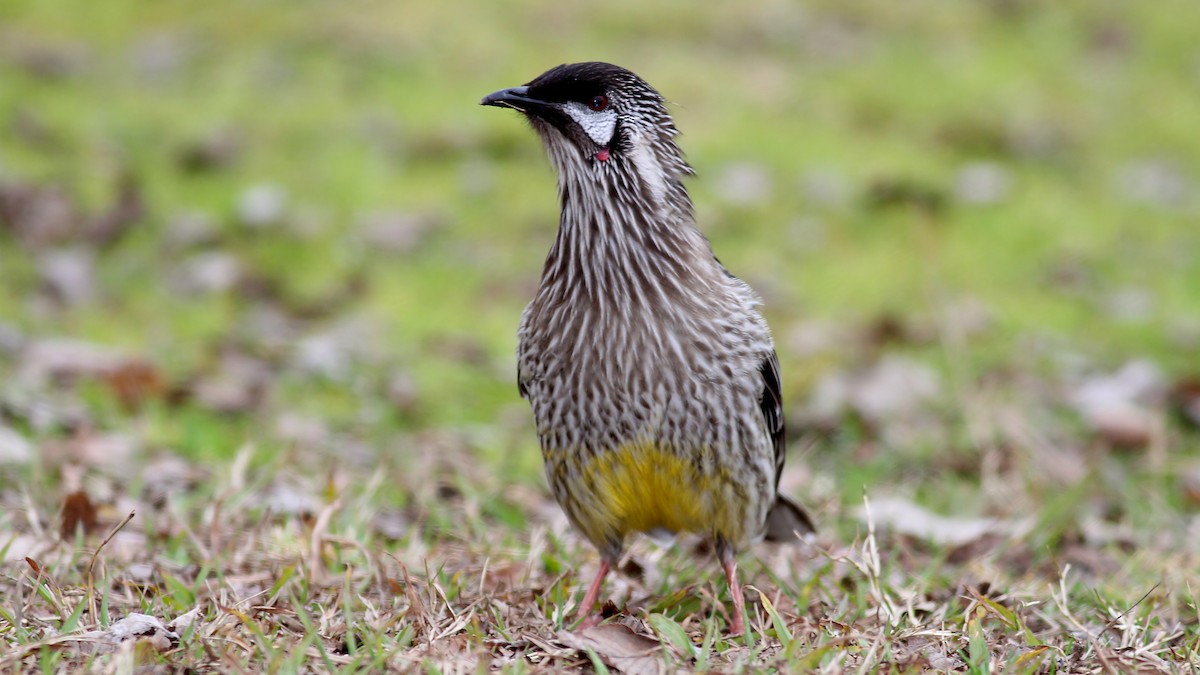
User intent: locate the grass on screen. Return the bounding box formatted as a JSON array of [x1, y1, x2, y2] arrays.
[[2, 0, 1200, 671]]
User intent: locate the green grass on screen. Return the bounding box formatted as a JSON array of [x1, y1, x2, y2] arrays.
[[1, 0, 1199, 670]]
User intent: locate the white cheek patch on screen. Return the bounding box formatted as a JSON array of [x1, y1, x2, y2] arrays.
[[563, 102, 617, 147], [626, 133, 667, 204]]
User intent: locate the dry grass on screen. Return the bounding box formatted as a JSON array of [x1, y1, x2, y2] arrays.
[[3, 419, 1199, 672]]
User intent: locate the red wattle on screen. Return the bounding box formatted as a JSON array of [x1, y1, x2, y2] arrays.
[[596, 147, 610, 162]]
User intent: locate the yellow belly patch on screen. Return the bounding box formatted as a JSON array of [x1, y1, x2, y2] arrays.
[[579, 443, 730, 538]]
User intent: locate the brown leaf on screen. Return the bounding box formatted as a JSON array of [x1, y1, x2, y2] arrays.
[[1088, 405, 1154, 449], [558, 623, 665, 675], [1171, 377, 1200, 428], [101, 359, 165, 411], [865, 176, 946, 214], [0, 175, 142, 250], [863, 312, 912, 348], [1069, 360, 1165, 449], [1180, 462, 1200, 507], [60, 489, 99, 538], [0, 180, 80, 248], [176, 129, 242, 173]]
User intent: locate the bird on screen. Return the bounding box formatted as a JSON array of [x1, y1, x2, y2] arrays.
[[481, 62, 814, 636]]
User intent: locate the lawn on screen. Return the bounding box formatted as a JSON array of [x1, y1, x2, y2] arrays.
[[2, 0, 1199, 671]]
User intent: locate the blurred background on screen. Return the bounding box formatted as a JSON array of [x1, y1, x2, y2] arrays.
[[2, 0, 1199, 538]]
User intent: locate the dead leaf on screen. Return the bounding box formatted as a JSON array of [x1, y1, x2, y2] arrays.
[[1, 536, 44, 562], [104, 612, 179, 651], [192, 352, 272, 414], [558, 623, 665, 675], [0, 180, 80, 248], [39, 247, 95, 305], [955, 162, 1012, 205], [805, 356, 942, 429], [865, 176, 946, 214], [858, 496, 1023, 547], [141, 452, 207, 507], [1180, 463, 1200, 507], [166, 606, 203, 635], [237, 183, 288, 229], [61, 489, 99, 538], [388, 371, 421, 417], [851, 357, 941, 422], [1069, 360, 1165, 449], [11, 107, 59, 149], [87, 173, 143, 247], [1086, 404, 1155, 449], [19, 337, 123, 384], [408, 633, 479, 674], [62, 431, 140, 470], [101, 359, 164, 411], [6, 37, 89, 79], [1170, 377, 1200, 428], [257, 477, 322, 517], [171, 251, 242, 295], [371, 507, 410, 541], [357, 210, 442, 254], [177, 128, 242, 173], [0, 425, 34, 464], [163, 210, 220, 250], [0, 175, 141, 250]]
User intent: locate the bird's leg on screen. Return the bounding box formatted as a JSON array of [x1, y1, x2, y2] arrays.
[[575, 558, 612, 628], [718, 541, 747, 636]]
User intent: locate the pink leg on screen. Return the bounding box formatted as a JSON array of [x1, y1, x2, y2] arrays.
[[720, 547, 746, 636], [576, 559, 612, 628]]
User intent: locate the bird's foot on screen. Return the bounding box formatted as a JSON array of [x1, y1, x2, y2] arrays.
[[718, 539, 748, 639], [572, 559, 613, 630]]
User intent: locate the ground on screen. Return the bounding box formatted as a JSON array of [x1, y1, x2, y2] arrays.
[[1, 0, 1200, 672]]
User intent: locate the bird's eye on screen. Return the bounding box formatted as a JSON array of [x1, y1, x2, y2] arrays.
[[588, 95, 608, 112]]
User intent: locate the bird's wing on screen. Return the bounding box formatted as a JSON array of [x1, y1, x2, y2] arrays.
[[517, 304, 533, 400], [758, 350, 786, 491], [760, 351, 818, 538]]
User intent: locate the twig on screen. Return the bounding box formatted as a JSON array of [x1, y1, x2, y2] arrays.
[[87, 510, 136, 622], [1101, 582, 1161, 635]]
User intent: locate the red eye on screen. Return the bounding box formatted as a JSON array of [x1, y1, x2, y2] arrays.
[[588, 95, 608, 111]]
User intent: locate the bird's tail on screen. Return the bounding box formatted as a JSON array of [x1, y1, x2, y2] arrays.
[[763, 494, 816, 542]]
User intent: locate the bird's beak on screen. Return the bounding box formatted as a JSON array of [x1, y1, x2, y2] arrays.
[[480, 86, 546, 114]]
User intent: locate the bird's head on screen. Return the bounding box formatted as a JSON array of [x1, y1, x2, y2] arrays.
[[482, 62, 693, 203]]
